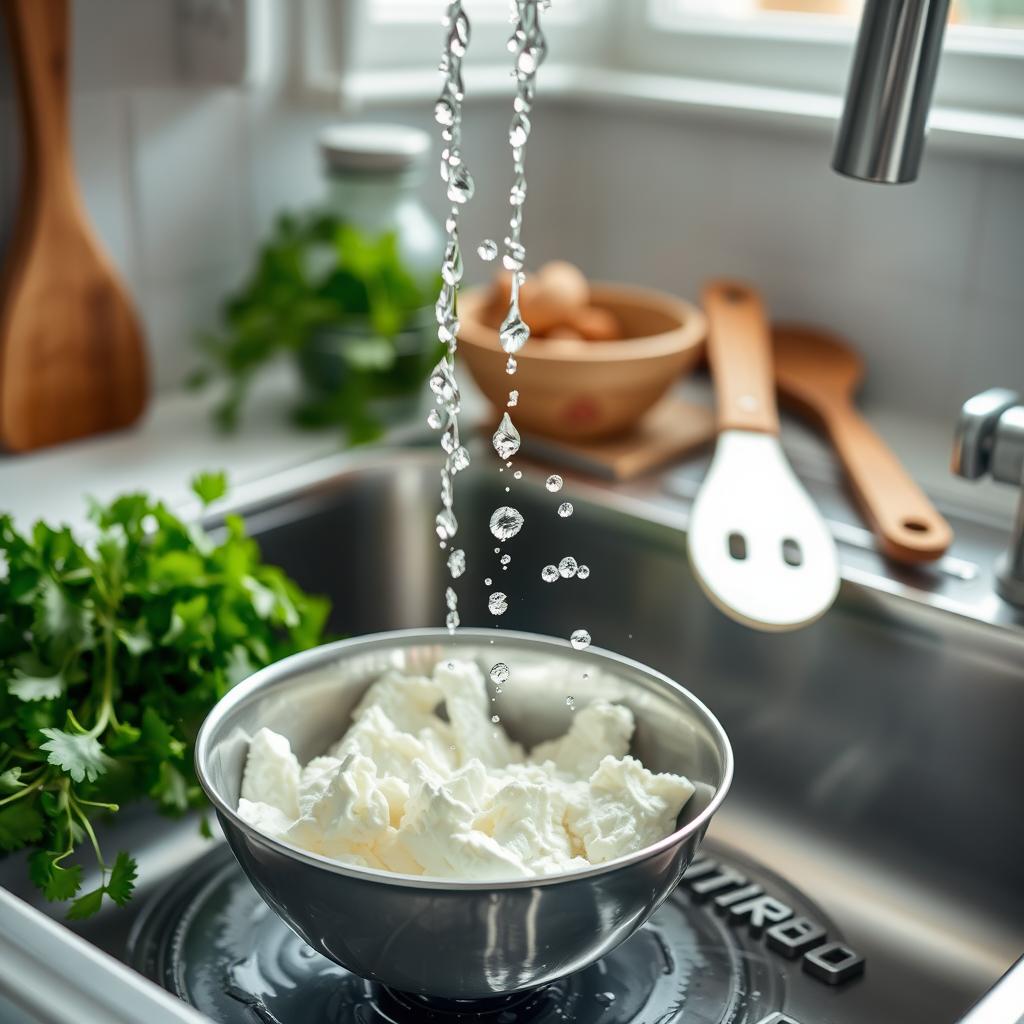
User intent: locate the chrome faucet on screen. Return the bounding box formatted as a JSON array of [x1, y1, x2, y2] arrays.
[[953, 389, 1024, 608], [832, 0, 951, 184]]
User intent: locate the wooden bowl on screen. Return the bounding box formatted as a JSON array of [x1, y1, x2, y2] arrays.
[[457, 283, 707, 441]]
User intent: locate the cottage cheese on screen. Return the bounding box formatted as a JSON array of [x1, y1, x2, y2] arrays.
[[237, 659, 694, 880]]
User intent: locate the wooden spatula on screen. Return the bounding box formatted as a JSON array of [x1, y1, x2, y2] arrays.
[[772, 324, 952, 563], [687, 281, 839, 632], [0, 0, 147, 452]]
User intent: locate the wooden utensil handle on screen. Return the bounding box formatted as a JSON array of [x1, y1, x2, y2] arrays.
[[3, 0, 72, 191], [703, 280, 779, 435], [824, 407, 954, 562]]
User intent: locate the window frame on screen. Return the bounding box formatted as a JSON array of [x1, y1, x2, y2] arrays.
[[294, 0, 1024, 159]]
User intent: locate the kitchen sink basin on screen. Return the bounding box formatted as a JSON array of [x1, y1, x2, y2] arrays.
[[2, 443, 1022, 1023]]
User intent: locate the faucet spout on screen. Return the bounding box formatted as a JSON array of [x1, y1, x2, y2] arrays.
[[832, 0, 951, 184]]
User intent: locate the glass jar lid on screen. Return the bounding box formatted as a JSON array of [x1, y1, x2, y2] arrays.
[[318, 123, 431, 175]]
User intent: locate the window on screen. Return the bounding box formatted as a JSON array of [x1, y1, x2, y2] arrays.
[[298, 0, 1024, 156]]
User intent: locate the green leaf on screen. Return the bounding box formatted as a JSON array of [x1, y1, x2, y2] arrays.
[[151, 762, 190, 814], [191, 471, 228, 507], [8, 670, 64, 702], [29, 851, 84, 902], [105, 852, 137, 906], [115, 627, 152, 657], [0, 801, 44, 851], [141, 708, 185, 761], [39, 729, 111, 783], [0, 768, 24, 793], [66, 886, 105, 920]]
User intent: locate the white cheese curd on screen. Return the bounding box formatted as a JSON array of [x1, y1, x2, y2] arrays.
[[235, 659, 694, 879]]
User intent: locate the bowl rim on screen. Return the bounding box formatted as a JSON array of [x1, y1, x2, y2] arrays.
[[195, 627, 734, 891], [457, 282, 708, 363]]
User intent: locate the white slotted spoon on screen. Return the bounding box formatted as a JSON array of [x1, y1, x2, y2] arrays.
[[687, 280, 839, 631]]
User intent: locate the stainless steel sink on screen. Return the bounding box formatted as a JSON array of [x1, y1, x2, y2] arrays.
[[2, 443, 1022, 1024]]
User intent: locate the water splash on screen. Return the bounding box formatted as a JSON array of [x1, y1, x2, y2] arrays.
[[477, 238, 498, 261]]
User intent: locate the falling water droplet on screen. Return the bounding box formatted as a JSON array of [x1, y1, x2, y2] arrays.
[[565, 695, 576, 709], [491, 714, 501, 724], [507, 389, 519, 407], [502, 238, 526, 270], [441, 239, 463, 286], [513, 470, 522, 479], [434, 97, 455, 126], [447, 165, 475, 204], [557, 502, 573, 518], [445, 587, 458, 611], [499, 311, 530, 354], [490, 663, 510, 685], [558, 556, 578, 578], [541, 564, 559, 582], [490, 506, 524, 541], [451, 446, 471, 473], [577, 564, 590, 580], [477, 238, 498, 261], [492, 412, 521, 459], [436, 508, 457, 540], [447, 548, 466, 578], [488, 592, 509, 616], [485, 576, 492, 586], [427, 408, 442, 430], [508, 112, 531, 147], [446, 610, 460, 633], [545, 474, 563, 492], [506, 356, 517, 375], [570, 629, 591, 650]]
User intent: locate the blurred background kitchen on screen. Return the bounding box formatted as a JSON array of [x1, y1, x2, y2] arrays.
[[2, 1, 1022, 474]]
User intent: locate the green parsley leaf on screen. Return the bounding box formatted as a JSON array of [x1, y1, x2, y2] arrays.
[[66, 886, 105, 920], [8, 670, 64, 702], [105, 852, 137, 906], [29, 851, 84, 902], [39, 729, 111, 783], [0, 801, 45, 851], [191, 471, 228, 507]]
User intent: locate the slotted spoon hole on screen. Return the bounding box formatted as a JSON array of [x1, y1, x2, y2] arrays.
[[901, 518, 931, 534], [782, 538, 803, 567], [727, 532, 747, 561]]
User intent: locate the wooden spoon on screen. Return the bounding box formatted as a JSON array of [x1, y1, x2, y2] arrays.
[[772, 323, 952, 563], [0, 0, 148, 452]]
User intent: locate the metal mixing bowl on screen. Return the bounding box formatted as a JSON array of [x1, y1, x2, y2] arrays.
[[195, 628, 733, 1000]]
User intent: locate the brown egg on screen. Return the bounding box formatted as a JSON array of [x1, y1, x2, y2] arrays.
[[567, 306, 623, 342], [544, 324, 586, 340], [539, 260, 589, 308]]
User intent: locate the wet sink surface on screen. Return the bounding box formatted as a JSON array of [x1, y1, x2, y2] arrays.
[[3, 446, 1022, 1023]]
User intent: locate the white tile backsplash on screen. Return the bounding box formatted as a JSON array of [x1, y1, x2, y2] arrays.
[[71, 92, 136, 285], [131, 88, 249, 284]]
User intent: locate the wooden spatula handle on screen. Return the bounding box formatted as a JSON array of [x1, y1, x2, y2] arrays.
[[825, 408, 953, 562], [703, 280, 779, 435], [4, 0, 72, 191]]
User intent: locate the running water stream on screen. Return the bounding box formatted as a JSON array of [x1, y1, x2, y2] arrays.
[[429, 0, 549, 640]]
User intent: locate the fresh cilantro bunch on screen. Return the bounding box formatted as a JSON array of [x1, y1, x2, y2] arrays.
[[191, 213, 441, 438], [0, 472, 329, 917]]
